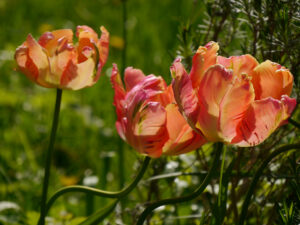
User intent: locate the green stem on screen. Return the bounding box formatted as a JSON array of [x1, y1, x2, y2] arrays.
[[218, 145, 227, 207], [288, 118, 300, 129], [238, 143, 300, 225], [44, 156, 151, 217], [38, 89, 63, 225], [136, 143, 223, 225]]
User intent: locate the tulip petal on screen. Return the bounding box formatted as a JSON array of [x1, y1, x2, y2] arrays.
[[134, 102, 166, 136], [163, 104, 206, 155], [96, 26, 110, 78], [197, 65, 233, 141], [15, 46, 39, 82], [251, 60, 294, 100], [171, 58, 200, 127], [280, 95, 297, 124], [111, 64, 126, 118], [60, 59, 78, 86], [190, 41, 219, 88], [25, 34, 49, 72], [15, 34, 54, 88], [219, 77, 255, 142], [44, 37, 78, 87], [124, 67, 146, 91], [231, 98, 287, 147], [217, 54, 258, 77], [76, 26, 98, 63], [38, 29, 73, 55], [64, 58, 95, 90], [133, 101, 167, 158]]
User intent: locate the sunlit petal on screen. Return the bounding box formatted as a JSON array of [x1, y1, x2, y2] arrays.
[[124, 67, 146, 91], [190, 41, 219, 88], [217, 54, 258, 77], [197, 65, 233, 141], [252, 60, 293, 100], [231, 98, 286, 146], [171, 58, 199, 126], [219, 77, 255, 142], [163, 104, 206, 155]]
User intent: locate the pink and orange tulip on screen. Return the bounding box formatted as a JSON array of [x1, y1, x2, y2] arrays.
[[172, 42, 296, 147], [111, 64, 206, 158], [15, 25, 109, 90]]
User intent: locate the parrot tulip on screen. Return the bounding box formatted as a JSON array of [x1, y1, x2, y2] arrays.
[[111, 64, 206, 158], [171, 41, 296, 147], [15, 25, 109, 90]]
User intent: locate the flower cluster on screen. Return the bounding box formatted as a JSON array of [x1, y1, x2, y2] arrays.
[[111, 43, 296, 156], [15, 27, 296, 157]]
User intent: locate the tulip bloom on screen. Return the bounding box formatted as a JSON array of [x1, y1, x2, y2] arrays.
[[172, 42, 296, 147], [111, 64, 206, 157], [15, 25, 109, 90]]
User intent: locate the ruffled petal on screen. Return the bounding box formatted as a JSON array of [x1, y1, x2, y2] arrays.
[[280, 95, 297, 124], [38, 29, 73, 55], [163, 104, 206, 155], [171, 58, 200, 127], [15, 45, 39, 83], [251, 60, 294, 100], [60, 58, 78, 87], [76, 25, 98, 64], [219, 76, 255, 142], [111, 64, 126, 119], [217, 54, 258, 77], [190, 41, 219, 89], [126, 75, 165, 112], [46, 38, 77, 87], [64, 58, 95, 90], [231, 98, 287, 147], [95, 26, 110, 80], [124, 67, 146, 91], [132, 102, 167, 158], [15, 34, 53, 88], [197, 65, 233, 141]]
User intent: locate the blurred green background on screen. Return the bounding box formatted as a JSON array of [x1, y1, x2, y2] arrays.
[[0, 0, 299, 224]]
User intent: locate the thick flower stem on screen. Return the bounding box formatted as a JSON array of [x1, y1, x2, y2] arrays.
[[43, 156, 151, 217], [38, 89, 63, 225], [136, 143, 223, 225], [238, 143, 300, 225]]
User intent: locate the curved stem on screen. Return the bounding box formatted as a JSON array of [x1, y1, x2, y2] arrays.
[[238, 143, 300, 225], [44, 156, 151, 217], [289, 118, 300, 129], [38, 89, 63, 225], [136, 143, 223, 225]]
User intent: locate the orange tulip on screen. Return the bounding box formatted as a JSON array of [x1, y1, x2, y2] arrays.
[[15, 25, 109, 90], [172, 42, 296, 147], [111, 64, 206, 158]]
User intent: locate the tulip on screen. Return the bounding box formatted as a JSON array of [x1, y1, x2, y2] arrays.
[[171, 41, 296, 147], [15, 25, 109, 90], [111, 64, 206, 158]]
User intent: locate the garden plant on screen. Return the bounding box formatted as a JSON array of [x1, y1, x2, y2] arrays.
[[0, 0, 300, 225]]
